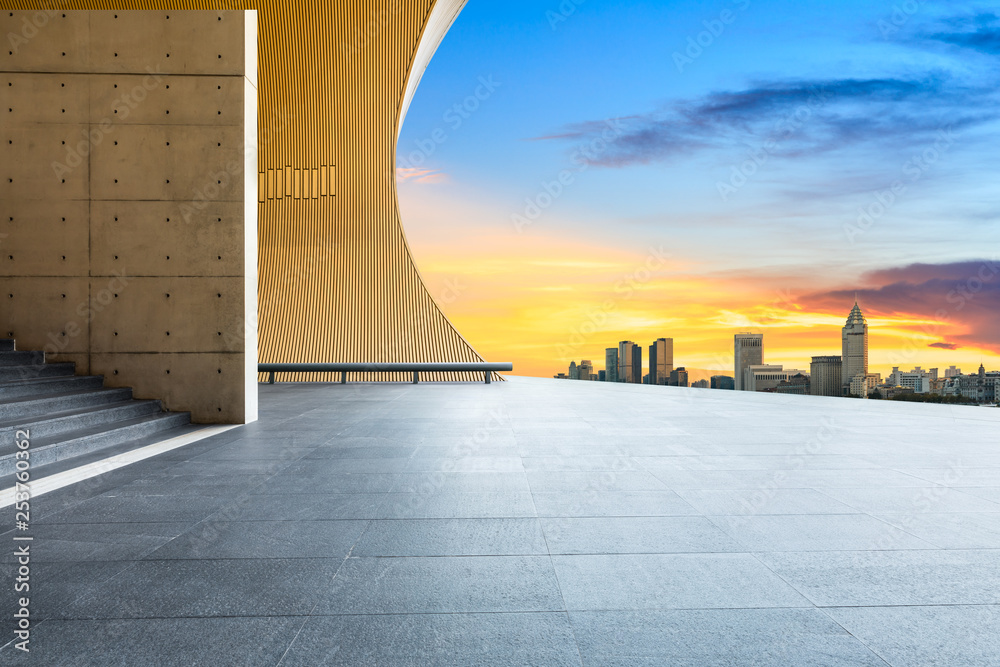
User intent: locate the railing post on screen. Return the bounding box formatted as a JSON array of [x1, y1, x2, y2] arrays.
[[413, 371, 419, 384], [485, 371, 491, 384], [268, 371, 275, 385], [341, 371, 346, 384]]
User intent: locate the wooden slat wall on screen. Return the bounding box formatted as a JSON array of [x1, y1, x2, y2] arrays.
[[4, 0, 494, 383]]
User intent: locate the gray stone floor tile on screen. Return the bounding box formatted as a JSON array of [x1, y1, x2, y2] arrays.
[[551, 553, 811, 610], [0, 522, 189, 563], [759, 549, 1000, 606], [0, 560, 136, 623], [676, 488, 858, 515], [527, 471, 669, 493], [376, 491, 538, 519], [147, 520, 369, 560], [522, 456, 640, 472], [213, 492, 388, 521], [315, 556, 565, 614], [541, 516, 742, 554], [817, 485, 1000, 513], [707, 514, 937, 551], [873, 512, 1000, 549], [279, 613, 582, 667], [531, 490, 698, 517], [825, 605, 1000, 667], [353, 518, 547, 556], [570, 608, 886, 666], [62, 558, 342, 619], [392, 471, 531, 494], [37, 494, 231, 524], [0, 616, 304, 666], [256, 472, 400, 494], [404, 456, 524, 472]]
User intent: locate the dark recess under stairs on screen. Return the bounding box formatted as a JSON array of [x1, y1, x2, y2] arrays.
[[0, 338, 192, 477]]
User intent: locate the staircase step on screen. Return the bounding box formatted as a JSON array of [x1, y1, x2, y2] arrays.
[[0, 351, 43, 367], [0, 400, 162, 442], [0, 363, 75, 383], [0, 375, 105, 401], [0, 411, 192, 475], [0, 387, 134, 422], [0, 340, 13, 351]]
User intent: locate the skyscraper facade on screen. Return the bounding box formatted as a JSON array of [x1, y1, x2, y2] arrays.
[[734, 333, 764, 391], [711, 375, 735, 390], [605, 348, 619, 383], [842, 301, 869, 389], [810, 356, 843, 396], [568, 361, 579, 380], [669, 367, 689, 387], [579, 360, 594, 381], [648, 338, 674, 385], [618, 341, 642, 384]]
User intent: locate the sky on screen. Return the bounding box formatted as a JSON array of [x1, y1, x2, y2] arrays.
[[396, 0, 1000, 380]]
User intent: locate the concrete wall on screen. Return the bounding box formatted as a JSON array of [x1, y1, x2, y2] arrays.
[[0, 10, 257, 423]]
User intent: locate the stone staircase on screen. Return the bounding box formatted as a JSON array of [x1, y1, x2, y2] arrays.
[[0, 338, 191, 476]]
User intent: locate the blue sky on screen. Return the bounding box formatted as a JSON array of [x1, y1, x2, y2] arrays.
[[396, 0, 1000, 375]]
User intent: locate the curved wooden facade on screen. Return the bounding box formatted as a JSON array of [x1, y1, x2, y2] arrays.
[[7, 0, 492, 382]]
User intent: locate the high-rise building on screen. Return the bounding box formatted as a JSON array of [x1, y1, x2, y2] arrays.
[[711, 375, 735, 390], [734, 333, 764, 391], [618, 341, 642, 384], [945, 366, 962, 378], [744, 365, 809, 392], [941, 364, 999, 403], [669, 367, 689, 387], [598, 370, 606, 382], [842, 300, 869, 389], [850, 374, 876, 398], [605, 348, 619, 383], [888, 366, 934, 394], [648, 338, 674, 385], [579, 360, 594, 381], [568, 361, 579, 380], [691, 379, 709, 388], [810, 356, 843, 397], [775, 373, 811, 395]]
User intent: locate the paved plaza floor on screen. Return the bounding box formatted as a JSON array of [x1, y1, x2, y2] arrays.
[[3, 377, 1000, 665]]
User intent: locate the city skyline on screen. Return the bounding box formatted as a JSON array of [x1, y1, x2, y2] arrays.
[[554, 299, 999, 389], [397, 1, 1000, 379]]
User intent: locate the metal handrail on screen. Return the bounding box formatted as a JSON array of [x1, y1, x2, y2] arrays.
[[258, 362, 513, 385]]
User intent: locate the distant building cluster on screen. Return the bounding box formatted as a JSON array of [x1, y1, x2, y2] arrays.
[[558, 337, 733, 388], [554, 300, 997, 405]]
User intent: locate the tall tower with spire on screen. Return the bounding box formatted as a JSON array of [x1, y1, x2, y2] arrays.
[[842, 299, 869, 391]]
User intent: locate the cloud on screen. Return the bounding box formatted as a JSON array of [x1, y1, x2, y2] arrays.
[[529, 75, 995, 168], [801, 260, 1000, 352], [396, 167, 449, 184], [926, 11, 1000, 55]]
